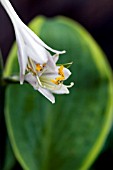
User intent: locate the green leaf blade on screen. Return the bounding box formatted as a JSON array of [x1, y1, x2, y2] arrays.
[[4, 16, 113, 170], [3, 138, 16, 170]]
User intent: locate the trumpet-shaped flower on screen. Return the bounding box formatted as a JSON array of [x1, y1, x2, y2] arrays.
[[0, 0, 74, 103], [25, 54, 74, 103], [0, 0, 65, 84]]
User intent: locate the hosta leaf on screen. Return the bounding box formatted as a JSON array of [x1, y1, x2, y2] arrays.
[[3, 138, 16, 170], [4, 16, 113, 170], [0, 51, 5, 169]]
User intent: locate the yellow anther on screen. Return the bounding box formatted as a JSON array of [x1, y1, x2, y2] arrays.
[[43, 63, 46, 68], [58, 65, 64, 77], [51, 76, 64, 85], [27, 66, 36, 75], [36, 64, 43, 72]]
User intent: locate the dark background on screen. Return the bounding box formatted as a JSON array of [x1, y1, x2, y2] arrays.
[[0, 0, 113, 169]]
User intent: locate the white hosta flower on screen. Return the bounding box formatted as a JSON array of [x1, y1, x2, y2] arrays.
[[0, 0, 65, 84], [1, 0, 74, 103], [25, 54, 74, 103]]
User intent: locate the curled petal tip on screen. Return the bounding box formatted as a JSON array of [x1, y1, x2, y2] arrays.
[[61, 50, 66, 54], [50, 97, 55, 104], [57, 50, 66, 55], [66, 82, 74, 88], [52, 100, 55, 104], [63, 50, 66, 53], [70, 82, 74, 87], [65, 89, 70, 94], [20, 82, 23, 85]]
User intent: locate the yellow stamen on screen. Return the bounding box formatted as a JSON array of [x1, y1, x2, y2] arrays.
[[36, 63, 46, 72], [51, 66, 65, 85], [51, 76, 64, 85], [58, 65, 64, 77], [36, 64, 43, 72], [27, 66, 36, 76], [43, 63, 46, 68]]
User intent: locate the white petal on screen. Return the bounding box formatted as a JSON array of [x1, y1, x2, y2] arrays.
[[56, 66, 71, 80], [25, 73, 37, 88], [44, 66, 71, 80], [21, 22, 66, 54], [38, 87, 55, 104], [46, 52, 56, 70], [63, 67, 71, 79], [25, 73, 55, 103], [0, 0, 21, 25], [21, 29, 48, 64], [14, 26, 28, 84], [41, 71, 58, 80], [25, 44, 48, 64], [52, 84, 69, 94], [53, 54, 59, 63]]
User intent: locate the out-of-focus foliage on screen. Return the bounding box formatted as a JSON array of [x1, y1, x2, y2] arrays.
[[3, 16, 113, 170], [0, 50, 3, 83], [0, 51, 4, 169], [90, 126, 113, 169]]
